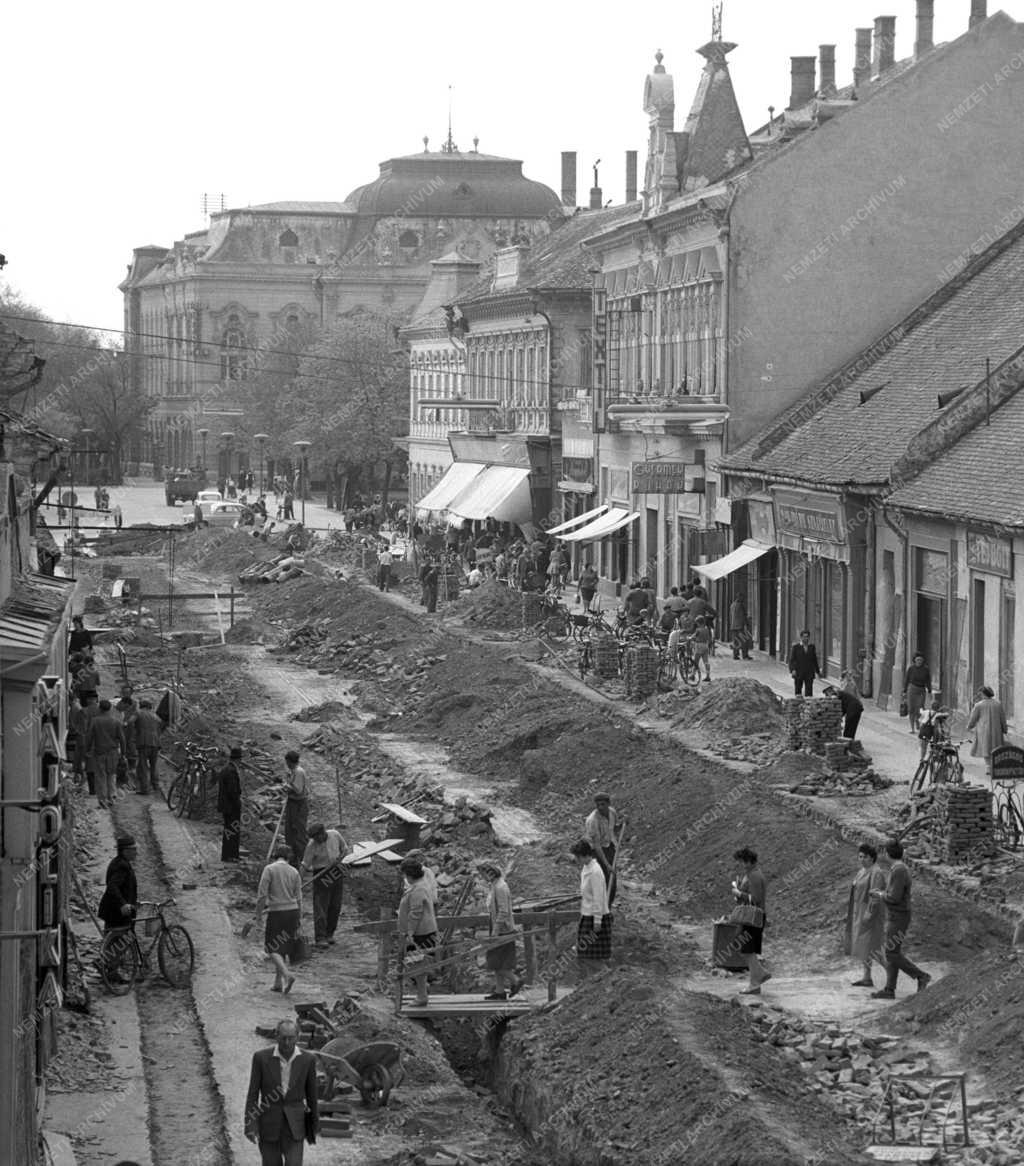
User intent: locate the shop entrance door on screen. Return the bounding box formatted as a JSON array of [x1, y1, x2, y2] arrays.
[[971, 578, 986, 695], [1001, 593, 1015, 719], [916, 595, 946, 698]]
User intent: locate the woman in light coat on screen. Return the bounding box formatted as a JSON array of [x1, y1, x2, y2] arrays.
[[479, 862, 520, 1001], [968, 685, 1008, 776], [845, 843, 887, 988]]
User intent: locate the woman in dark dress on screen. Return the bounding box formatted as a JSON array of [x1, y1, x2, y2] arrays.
[[732, 846, 770, 995], [902, 653, 932, 733]]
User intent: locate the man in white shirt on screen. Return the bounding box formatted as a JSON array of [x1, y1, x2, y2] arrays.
[[244, 1018, 319, 1161], [377, 543, 394, 592], [584, 793, 623, 906], [300, 822, 349, 949], [571, 839, 611, 975]]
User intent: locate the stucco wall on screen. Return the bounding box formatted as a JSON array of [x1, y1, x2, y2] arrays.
[[728, 14, 1024, 447]]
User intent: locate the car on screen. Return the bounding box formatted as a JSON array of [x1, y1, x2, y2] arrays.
[[205, 502, 247, 528], [196, 489, 223, 505]]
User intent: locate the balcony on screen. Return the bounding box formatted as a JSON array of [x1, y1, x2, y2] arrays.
[[604, 388, 728, 436]]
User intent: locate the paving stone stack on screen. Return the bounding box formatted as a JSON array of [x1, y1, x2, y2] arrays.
[[934, 784, 994, 861], [824, 741, 851, 772], [594, 636, 620, 679], [799, 697, 844, 754], [624, 644, 659, 696], [783, 698, 804, 750]]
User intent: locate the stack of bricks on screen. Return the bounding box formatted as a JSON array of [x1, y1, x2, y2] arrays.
[[933, 784, 994, 861], [824, 741, 851, 772], [594, 636, 620, 678], [783, 699, 804, 750], [799, 697, 844, 755]]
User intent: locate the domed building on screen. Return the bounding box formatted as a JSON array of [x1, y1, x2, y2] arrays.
[[120, 135, 563, 474]]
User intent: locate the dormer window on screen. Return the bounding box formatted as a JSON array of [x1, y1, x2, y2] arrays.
[[279, 229, 298, 248]]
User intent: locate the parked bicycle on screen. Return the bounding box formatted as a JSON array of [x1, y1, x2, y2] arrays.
[[993, 779, 1024, 850], [909, 723, 966, 796], [99, 898, 195, 994], [166, 741, 220, 818]]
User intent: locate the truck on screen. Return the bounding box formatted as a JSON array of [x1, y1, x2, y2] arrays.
[[165, 471, 208, 506]]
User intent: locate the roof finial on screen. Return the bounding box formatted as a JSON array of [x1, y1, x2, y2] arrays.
[[654, 48, 664, 72], [472, 136, 479, 153], [442, 85, 458, 153], [423, 135, 429, 153], [712, 0, 723, 41]]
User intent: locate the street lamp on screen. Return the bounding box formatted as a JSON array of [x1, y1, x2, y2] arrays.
[[197, 428, 209, 473], [253, 433, 269, 496], [293, 440, 311, 525]]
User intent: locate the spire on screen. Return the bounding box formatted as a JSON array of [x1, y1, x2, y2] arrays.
[[442, 86, 458, 153], [712, 0, 723, 41]]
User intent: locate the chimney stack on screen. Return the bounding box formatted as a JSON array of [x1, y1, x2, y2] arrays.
[[589, 184, 603, 211], [625, 151, 638, 203], [819, 45, 837, 95], [873, 15, 897, 75], [854, 28, 873, 88], [915, 0, 934, 57], [788, 56, 816, 109], [561, 152, 577, 207], [970, 0, 988, 28]]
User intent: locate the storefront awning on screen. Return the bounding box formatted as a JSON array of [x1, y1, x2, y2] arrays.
[[546, 503, 609, 536], [693, 539, 774, 581], [447, 465, 533, 524], [559, 507, 640, 543], [415, 462, 487, 515]]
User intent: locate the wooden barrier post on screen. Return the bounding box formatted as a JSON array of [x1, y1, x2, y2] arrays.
[[547, 914, 559, 1002], [523, 931, 537, 985]]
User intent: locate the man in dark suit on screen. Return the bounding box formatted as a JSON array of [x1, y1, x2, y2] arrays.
[[788, 628, 822, 696], [244, 1019, 319, 1165]]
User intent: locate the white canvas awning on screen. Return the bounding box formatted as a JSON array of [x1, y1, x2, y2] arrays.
[[415, 462, 487, 515], [447, 465, 532, 524], [693, 539, 774, 581], [559, 507, 639, 543], [546, 503, 609, 536]]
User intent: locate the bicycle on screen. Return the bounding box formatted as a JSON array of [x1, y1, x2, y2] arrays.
[[166, 742, 220, 818], [99, 899, 195, 995], [534, 593, 573, 641], [909, 734, 966, 797], [993, 780, 1024, 850]]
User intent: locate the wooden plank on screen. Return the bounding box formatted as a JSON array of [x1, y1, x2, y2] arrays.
[[547, 914, 558, 1003], [352, 909, 578, 936], [377, 802, 428, 825], [342, 838, 405, 866], [397, 987, 573, 1020]]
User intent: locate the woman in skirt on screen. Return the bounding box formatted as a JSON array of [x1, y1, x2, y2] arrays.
[[479, 861, 521, 1000], [571, 839, 611, 975], [398, 858, 438, 1006], [254, 845, 302, 995], [732, 846, 770, 994]]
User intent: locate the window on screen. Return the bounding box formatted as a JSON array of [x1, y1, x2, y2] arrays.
[[220, 314, 246, 381], [279, 229, 299, 248], [398, 230, 420, 250]]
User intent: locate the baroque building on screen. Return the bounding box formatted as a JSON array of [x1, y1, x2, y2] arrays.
[[120, 138, 562, 475]]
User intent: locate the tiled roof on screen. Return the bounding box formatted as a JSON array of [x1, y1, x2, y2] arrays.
[[458, 203, 640, 305], [240, 201, 355, 215], [720, 216, 1024, 489], [886, 389, 1024, 527]]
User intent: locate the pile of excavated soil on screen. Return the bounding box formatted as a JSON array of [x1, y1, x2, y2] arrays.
[[453, 579, 549, 630], [494, 968, 866, 1166], [91, 525, 169, 555], [669, 675, 783, 736]]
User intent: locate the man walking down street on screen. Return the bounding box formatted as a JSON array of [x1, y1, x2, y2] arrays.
[[283, 750, 309, 867], [788, 629, 822, 696], [244, 1018, 319, 1165], [86, 699, 126, 809], [584, 794, 622, 907], [217, 746, 244, 863], [377, 543, 393, 592], [729, 595, 752, 660], [300, 822, 349, 948], [134, 699, 164, 794], [98, 835, 139, 932], [870, 839, 932, 1000]]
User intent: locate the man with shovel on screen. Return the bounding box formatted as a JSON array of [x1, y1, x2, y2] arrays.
[[300, 822, 349, 949]]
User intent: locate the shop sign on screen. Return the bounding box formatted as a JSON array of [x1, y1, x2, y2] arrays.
[[991, 744, 1024, 782], [607, 467, 629, 499], [773, 490, 845, 543], [449, 434, 530, 467], [632, 461, 689, 493], [967, 532, 1013, 578]]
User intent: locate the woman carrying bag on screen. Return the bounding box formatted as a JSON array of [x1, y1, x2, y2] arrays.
[[730, 846, 771, 995]]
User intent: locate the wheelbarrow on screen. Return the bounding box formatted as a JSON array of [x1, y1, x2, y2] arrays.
[[315, 1039, 404, 1108]]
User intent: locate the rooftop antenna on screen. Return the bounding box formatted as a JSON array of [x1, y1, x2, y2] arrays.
[[201, 193, 226, 218], [712, 0, 723, 40], [443, 85, 458, 153]]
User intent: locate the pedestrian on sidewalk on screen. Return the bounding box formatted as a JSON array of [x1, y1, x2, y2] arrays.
[[846, 843, 886, 988], [282, 750, 309, 867], [902, 653, 932, 733], [254, 846, 302, 994], [422, 560, 439, 613], [584, 793, 622, 906], [216, 746, 243, 863], [98, 835, 139, 932], [870, 839, 931, 999], [571, 839, 611, 975], [577, 562, 599, 612], [133, 699, 163, 794], [824, 684, 864, 740], [300, 822, 349, 947], [788, 629, 821, 696], [114, 686, 139, 788], [479, 861, 521, 1001], [729, 595, 752, 660], [968, 685, 1008, 777], [377, 542, 393, 592], [244, 1018, 319, 1162], [692, 616, 713, 683], [86, 699, 126, 809], [731, 847, 770, 995], [397, 858, 437, 1007]]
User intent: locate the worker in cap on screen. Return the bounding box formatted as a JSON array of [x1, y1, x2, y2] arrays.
[[300, 821, 349, 948], [98, 836, 139, 932], [216, 747, 244, 863], [584, 793, 623, 906]]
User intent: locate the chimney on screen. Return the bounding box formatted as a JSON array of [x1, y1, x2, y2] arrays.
[[854, 28, 873, 88], [561, 152, 577, 207], [625, 152, 638, 203], [915, 0, 934, 57], [873, 15, 896, 75], [589, 184, 603, 211], [970, 0, 988, 28], [788, 56, 816, 109], [819, 45, 836, 95]]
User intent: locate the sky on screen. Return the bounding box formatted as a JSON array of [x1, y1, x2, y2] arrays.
[[3, 0, 1018, 334]]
